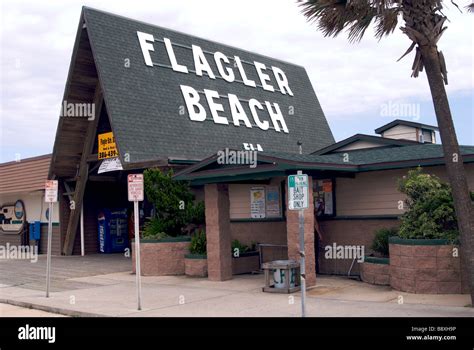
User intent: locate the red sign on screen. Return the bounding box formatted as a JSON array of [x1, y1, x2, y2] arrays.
[[128, 174, 144, 202], [45, 180, 58, 203]]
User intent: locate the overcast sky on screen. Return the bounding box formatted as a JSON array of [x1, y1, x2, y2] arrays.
[[1, 0, 473, 162]]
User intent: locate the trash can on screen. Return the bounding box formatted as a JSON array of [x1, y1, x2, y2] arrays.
[[262, 260, 301, 293]]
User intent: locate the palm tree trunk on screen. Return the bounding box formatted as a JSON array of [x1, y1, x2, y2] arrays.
[[420, 45, 474, 305]]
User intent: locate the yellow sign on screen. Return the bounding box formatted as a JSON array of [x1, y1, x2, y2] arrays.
[[98, 132, 118, 160]]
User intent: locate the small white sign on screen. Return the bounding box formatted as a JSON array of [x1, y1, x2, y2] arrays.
[[98, 157, 123, 174], [44, 180, 58, 203], [128, 174, 144, 202], [288, 174, 308, 210]]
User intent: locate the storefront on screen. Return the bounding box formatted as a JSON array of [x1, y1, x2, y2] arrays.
[[0, 154, 59, 253], [28, 7, 474, 286]]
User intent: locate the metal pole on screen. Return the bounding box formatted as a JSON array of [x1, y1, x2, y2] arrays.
[[80, 204, 85, 256], [46, 202, 53, 298], [297, 170, 306, 317], [134, 200, 142, 310], [299, 207, 306, 317]]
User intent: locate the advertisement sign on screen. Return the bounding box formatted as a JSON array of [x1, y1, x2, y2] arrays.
[[250, 187, 266, 219], [98, 132, 118, 160], [266, 186, 281, 217]]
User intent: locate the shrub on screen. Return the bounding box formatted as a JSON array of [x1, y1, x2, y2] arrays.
[[397, 168, 458, 241], [371, 227, 398, 257], [231, 239, 249, 255], [144, 168, 205, 236], [190, 229, 207, 255], [142, 218, 169, 240], [231, 239, 258, 255]]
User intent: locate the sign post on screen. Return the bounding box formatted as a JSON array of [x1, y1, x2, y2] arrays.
[[44, 180, 58, 298], [288, 171, 308, 317], [128, 174, 144, 310]]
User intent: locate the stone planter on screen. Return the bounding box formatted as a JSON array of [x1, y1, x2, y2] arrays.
[[185, 254, 208, 277], [389, 237, 468, 294], [232, 251, 260, 275], [131, 236, 191, 276], [360, 257, 390, 286]]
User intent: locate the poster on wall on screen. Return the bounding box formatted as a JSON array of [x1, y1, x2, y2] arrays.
[[314, 179, 334, 216], [266, 186, 281, 217], [250, 187, 266, 219]]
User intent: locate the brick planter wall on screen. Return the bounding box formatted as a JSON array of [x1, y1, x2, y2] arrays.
[[360, 257, 390, 286], [389, 237, 468, 294], [185, 255, 208, 277], [132, 237, 191, 276], [232, 252, 260, 275]]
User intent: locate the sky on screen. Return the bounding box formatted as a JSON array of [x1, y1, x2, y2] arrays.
[[1, 0, 473, 162]]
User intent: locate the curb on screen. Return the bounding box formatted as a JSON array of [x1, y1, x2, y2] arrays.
[[0, 298, 104, 317]]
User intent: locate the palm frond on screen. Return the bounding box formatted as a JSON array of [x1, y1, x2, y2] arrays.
[[298, 0, 401, 42]]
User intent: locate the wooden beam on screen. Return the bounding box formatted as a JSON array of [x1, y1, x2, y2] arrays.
[[62, 83, 103, 255]]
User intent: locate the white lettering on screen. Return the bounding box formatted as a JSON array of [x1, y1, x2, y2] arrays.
[[265, 101, 289, 133], [249, 99, 269, 131], [255, 62, 274, 92], [272, 66, 293, 96], [214, 52, 235, 83], [228, 94, 252, 128], [204, 89, 228, 125], [137, 31, 155, 67], [180, 85, 206, 121], [164, 38, 188, 73], [192, 45, 215, 79]]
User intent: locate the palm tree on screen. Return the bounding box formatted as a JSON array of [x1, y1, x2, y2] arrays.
[[298, 0, 474, 304]]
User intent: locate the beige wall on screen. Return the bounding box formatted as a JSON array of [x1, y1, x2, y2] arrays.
[[336, 140, 384, 152], [381, 124, 418, 141], [229, 178, 284, 219], [319, 219, 399, 275], [0, 191, 59, 223], [335, 163, 474, 217]]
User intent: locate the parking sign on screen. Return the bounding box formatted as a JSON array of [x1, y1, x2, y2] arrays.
[[288, 174, 308, 210]]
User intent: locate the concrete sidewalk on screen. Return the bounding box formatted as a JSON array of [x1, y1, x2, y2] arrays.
[[1, 271, 473, 317]]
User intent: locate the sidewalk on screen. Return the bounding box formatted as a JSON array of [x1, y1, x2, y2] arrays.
[[1, 271, 473, 317]]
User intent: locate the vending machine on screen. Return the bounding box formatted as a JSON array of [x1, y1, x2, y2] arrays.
[[97, 208, 129, 253]]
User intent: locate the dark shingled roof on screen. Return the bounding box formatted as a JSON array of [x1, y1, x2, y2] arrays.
[[375, 119, 439, 134], [263, 144, 474, 166], [82, 7, 334, 163], [174, 143, 474, 181]]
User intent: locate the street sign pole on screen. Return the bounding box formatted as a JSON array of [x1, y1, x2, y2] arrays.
[[128, 174, 144, 311], [288, 171, 308, 318], [44, 180, 58, 298], [134, 200, 142, 310], [46, 201, 53, 298], [297, 170, 306, 318]]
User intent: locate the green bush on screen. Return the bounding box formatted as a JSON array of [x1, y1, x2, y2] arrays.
[[371, 227, 398, 257], [142, 218, 169, 240], [190, 229, 207, 255], [143, 168, 205, 236], [397, 168, 458, 241], [231, 240, 258, 255]]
